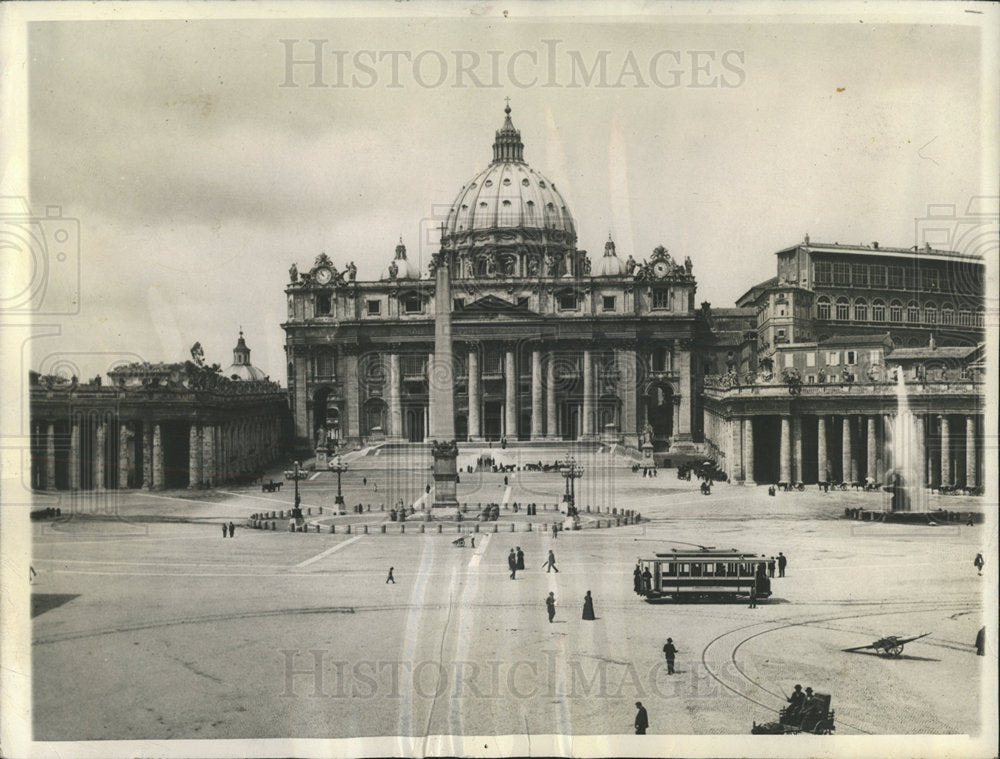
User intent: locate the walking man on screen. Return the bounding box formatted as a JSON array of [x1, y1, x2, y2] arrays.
[[545, 592, 556, 623], [974, 552, 985, 576], [748, 581, 758, 609], [228, 521, 235, 538], [508, 549, 518, 579], [386, 566, 395, 584], [544, 549, 559, 573], [777, 552, 787, 577], [767, 557, 776, 578], [662, 637, 677, 674], [516, 546, 525, 571], [641, 566, 652, 595], [222, 523, 228, 538], [634, 701, 649, 735]]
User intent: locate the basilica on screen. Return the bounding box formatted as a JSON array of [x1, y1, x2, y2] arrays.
[[283, 105, 704, 453]]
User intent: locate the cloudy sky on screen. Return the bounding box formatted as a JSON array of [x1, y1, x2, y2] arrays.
[[15, 4, 995, 381]]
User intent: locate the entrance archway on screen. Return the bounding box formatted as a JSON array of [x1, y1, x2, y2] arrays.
[[643, 383, 674, 447]]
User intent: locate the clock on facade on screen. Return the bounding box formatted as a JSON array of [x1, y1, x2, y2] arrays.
[[653, 260, 670, 278], [315, 267, 333, 284]]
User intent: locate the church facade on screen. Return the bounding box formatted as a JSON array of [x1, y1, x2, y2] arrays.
[[283, 106, 703, 452]]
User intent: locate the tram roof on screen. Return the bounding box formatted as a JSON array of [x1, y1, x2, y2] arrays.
[[649, 550, 764, 560]]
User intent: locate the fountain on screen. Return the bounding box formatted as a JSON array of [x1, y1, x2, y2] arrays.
[[888, 370, 926, 512]]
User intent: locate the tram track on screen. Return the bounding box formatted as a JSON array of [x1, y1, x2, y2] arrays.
[[700, 600, 978, 735]]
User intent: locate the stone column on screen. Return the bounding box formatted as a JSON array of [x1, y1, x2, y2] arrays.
[[965, 415, 977, 489], [142, 423, 153, 489], [817, 415, 827, 482], [546, 353, 558, 439], [676, 348, 692, 438], [792, 415, 803, 483], [866, 415, 877, 482], [530, 347, 543, 440], [188, 424, 201, 488], [69, 418, 81, 490], [939, 414, 951, 487], [841, 416, 852, 484], [202, 425, 216, 488], [389, 353, 402, 441], [617, 348, 638, 446], [744, 417, 755, 483], [914, 413, 926, 487], [94, 421, 106, 490], [883, 413, 893, 476], [152, 423, 164, 490], [45, 422, 56, 490], [467, 347, 480, 440], [426, 351, 436, 438], [849, 416, 859, 483], [345, 352, 361, 441], [582, 349, 595, 439], [779, 415, 792, 483], [730, 416, 743, 480], [504, 347, 516, 439]]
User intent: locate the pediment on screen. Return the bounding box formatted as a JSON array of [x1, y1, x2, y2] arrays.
[[460, 295, 536, 317]]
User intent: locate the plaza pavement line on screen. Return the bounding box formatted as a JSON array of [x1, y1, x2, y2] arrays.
[[308, 471, 321, 480], [293, 535, 363, 569], [136, 491, 222, 504], [216, 489, 304, 506]]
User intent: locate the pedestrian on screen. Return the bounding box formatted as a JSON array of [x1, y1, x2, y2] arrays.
[[363, 476, 367, 486], [748, 581, 758, 609], [767, 557, 776, 578], [544, 549, 559, 573], [386, 566, 395, 584], [516, 546, 525, 570], [508, 549, 518, 579], [546, 592, 556, 623], [504, 475, 509, 486], [228, 521, 235, 538], [222, 523, 228, 538], [642, 566, 652, 595], [633, 564, 643, 595], [662, 637, 677, 674], [974, 552, 984, 576], [470, 536, 475, 548], [552, 522, 558, 539], [426, 484, 430, 494], [634, 701, 649, 735], [582, 590, 595, 620], [777, 552, 787, 577], [975, 626, 985, 656], [374, 482, 377, 492]]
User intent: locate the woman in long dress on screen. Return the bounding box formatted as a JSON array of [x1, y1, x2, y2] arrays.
[[582, 590, 596, 620]]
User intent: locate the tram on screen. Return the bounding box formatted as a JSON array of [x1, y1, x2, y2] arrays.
[[637, 549, 771, 601]]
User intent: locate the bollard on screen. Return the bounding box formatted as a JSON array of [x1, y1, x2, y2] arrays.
[[367, 504, 371, 511], [319, 506, 323, 515], [586, 505, 590, 513], [420, 524, 425, 533], [330, 524, 336, 533], [527, 522, 532, 531], [492, 524, 498, 533], [363, 524, 368, 534], [401, 525, 405, 534], [289, 522, 295, 532], [307, 507, 312, 516], [346, 524, 352, 534], [316, 524, 320, 533], [474, 524, 479, 533], [381, 524, 386, 534], [612, 507, 617, 515], [616, 518, 621, 527], [437, 524, 442, 533]]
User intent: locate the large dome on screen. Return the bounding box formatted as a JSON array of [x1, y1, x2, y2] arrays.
[[440, 105, 581, 280]]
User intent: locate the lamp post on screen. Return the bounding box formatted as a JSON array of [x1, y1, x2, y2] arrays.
[[559, 453, 584, 509], [292, 460, 301, 514], [329, 454, 348, 512]]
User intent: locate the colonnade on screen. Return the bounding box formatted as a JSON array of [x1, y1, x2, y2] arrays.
[[707, 410, 981, 490]]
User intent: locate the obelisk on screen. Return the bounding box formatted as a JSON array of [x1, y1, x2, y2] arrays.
[[429, 247, 460, 513]]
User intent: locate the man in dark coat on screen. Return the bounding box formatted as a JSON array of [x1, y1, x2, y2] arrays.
[[634, 702, 649, 734], [777, 552, 787, 577], [545, 592, 556, 623], [582, 591, 595, 620], [633, 564, 643, 595], [641, 567, 652, 595], [228, 521, 235, 538], [767, 557, 776, 578], [662, 638, 677, 674], [222, 523, 227, 538], [975, 626, 985, 656], [786, 684, 805, 719], [545, 550, 559, 573], [516, 547, 525, 570], [508, 549, 517, 579]]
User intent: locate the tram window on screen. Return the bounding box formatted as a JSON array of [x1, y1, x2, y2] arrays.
[[678, 563, 690, 577], [703, 563, 714, 576], [728, 563, 738, 576], [664, 562, 676, 576], [716, 563, 726, 576], [691, 564, 702, 577]]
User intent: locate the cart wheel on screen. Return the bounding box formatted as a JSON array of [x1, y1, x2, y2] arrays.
[[887, 643, 903, 656]]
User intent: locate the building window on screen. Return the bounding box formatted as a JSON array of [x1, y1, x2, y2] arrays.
[[906, 301, 920, 323], [903, 268, 917, 290], [558, 292, 578, 311], [652, 289, 671, 309], [835, 298, 850, 320], [846, 350, 857, 365], [483, 347, 502, 376], [869, 349, 881, 365], [921, 269, 939, 291], [817, 296, 831, 319], [784, 353, 795, 368], [515, 296, 529, 309], [315, 352, 336, 380], [924, 303, 937, 324], [403, 295, 422, 314], [814, 262, 832, 285], [453, 298, 464, 311], [851, 263, 868, 287], [854, 298, 868, 321], [827, 351, 840, 366], [870, 265, 886, 287], [366, 299, 381, 316], [888, 266, 904, 289], [941, 304, 954, 325], [316, 294, 332, 316], [833, 263, 850, 285], [889, 300, 903, 322], [602, 295, 616, 311], [959, 309, 971, 326], [652, 347, 669, 372], [872, 300, 886, 322], [806, 352, 816, 367], [975, 307, 984, 327], [402, 355, 426, 378], [806, 374, 815, 383]]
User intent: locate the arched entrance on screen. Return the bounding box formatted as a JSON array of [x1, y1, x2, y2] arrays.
[[597, 394, 622, 437], [362, 398, 387, 438], [642, 382, 674, 449], [313, 388, 340, 446]]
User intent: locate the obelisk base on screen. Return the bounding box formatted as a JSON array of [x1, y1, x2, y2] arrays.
[[431, 441, 460, 517]]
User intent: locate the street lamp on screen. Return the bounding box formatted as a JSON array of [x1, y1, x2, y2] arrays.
[[292, 460, 302, 515], [559, 453, 584, 509], [329, 454, 348, 511]]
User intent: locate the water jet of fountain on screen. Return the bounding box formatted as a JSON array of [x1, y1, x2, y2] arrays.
[[890, 370, 926, 512]]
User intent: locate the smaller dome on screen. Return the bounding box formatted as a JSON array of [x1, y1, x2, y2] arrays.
[[381, 239, 420, 280], [225, 330, 267, 381], [593, 235, 626, 277]]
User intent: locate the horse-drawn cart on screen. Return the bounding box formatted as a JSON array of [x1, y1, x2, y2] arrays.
[[752, 693, 835, 735]]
